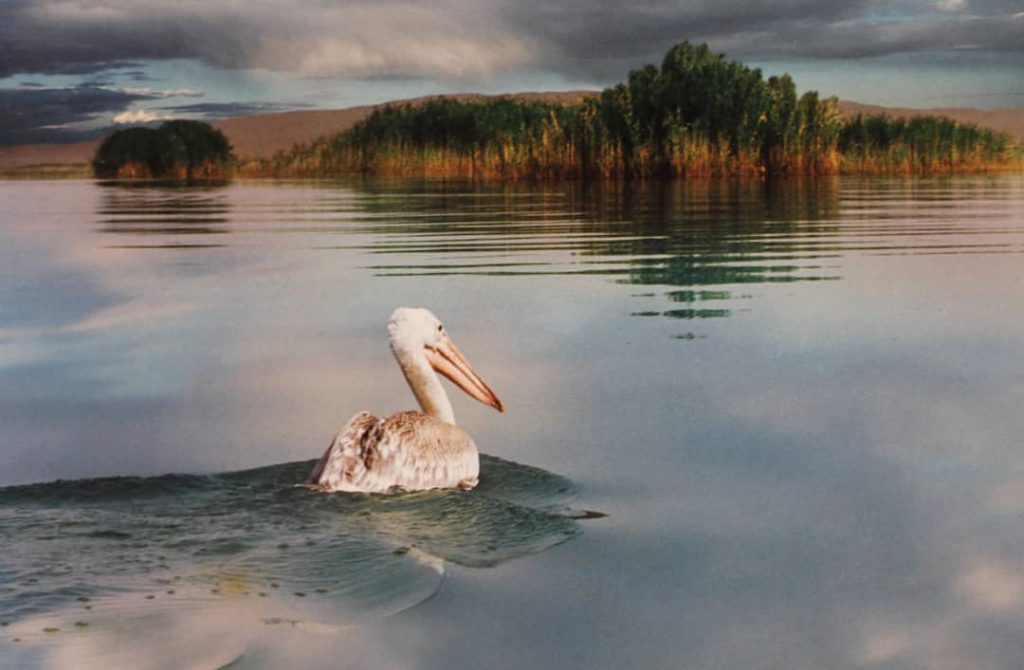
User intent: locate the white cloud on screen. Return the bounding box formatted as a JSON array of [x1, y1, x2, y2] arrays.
[[859, 626, 913, 664], [935, 0, 966, 12], [957, 558, 1024, 613], [120, 87, 204, 98], [112, 108, 168, 124]]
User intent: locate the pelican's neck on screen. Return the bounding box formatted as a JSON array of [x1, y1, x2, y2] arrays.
[[393, 345, 455, 424]]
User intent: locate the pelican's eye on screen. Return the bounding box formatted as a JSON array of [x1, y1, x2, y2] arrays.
[[438, 324, 444, 333]]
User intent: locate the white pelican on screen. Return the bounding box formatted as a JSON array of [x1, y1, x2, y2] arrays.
[[307, 307, 505, 493]]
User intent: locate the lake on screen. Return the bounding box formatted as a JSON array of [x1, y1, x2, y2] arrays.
[[2, 175, 1024, 669]]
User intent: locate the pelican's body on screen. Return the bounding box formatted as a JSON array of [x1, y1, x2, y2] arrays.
[[307, 308, 504, 493]]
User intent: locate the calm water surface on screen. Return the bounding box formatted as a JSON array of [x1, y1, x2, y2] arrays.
[[2, 176, 1024, 668]]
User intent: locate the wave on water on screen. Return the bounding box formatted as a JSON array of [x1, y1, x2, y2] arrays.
[[0, 455, 595, 668]]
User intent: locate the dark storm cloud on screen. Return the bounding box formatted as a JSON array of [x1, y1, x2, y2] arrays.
[[43, 61, 145, 76], [499, 0, 866, 78], [156, 101, 313, 118], [500, 0, 1024, 78], [713, 11, 1024, 60], [0, 84, 150, 144], [124, 70, 161, 83], [2, 0, 1022, 82], [0, 0, 535, 79]]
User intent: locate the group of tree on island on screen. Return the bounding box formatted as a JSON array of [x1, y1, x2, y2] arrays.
[[262, 41, 1017, 179], [92, 120, 234, 179], [94, 42, 1018, 181]]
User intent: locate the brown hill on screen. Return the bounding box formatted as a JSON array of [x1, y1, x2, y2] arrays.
[[0, 140, 100, 169], [1, 93, 1020, 170]]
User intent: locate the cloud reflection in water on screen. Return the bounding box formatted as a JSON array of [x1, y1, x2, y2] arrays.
[[3, 177, 1024, 668]]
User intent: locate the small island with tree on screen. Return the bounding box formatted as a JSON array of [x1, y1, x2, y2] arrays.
[[92, 120, 234, 180]]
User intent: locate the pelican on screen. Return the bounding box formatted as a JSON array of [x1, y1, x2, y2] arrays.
[[307, 307, 505, 493]]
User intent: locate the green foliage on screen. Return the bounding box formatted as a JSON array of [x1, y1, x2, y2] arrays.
[[159, 120, 234, 178], [92, 127, 171, 178], [838, 113, 1012, 171], [93, 120, 235, 179], [261, 41, 1015, 179]]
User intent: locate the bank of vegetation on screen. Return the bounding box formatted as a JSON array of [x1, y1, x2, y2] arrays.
[[92, 120, 234, 179], [256, 42, 1018, 179], [0, 165, 91, 179], [838, 113, 1014, 173]]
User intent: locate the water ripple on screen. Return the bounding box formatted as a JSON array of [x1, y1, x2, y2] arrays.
[[0, 455, 591, 666]]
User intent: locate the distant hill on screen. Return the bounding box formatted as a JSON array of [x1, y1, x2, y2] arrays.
[[1, 92, 1020, 171], [0, 141, 99, 169]]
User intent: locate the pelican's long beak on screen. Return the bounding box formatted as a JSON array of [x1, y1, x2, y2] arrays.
[[425, 336, 505, 412]]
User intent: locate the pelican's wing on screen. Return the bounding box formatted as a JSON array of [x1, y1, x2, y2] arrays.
[[308, 411, 480, 493], [375, 412, 480, 491], [306, 411, 380, 491]]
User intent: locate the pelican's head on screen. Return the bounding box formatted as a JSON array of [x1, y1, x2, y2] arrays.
[[388, 307, 505, 412]]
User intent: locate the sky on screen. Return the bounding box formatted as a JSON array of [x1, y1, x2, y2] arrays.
[[0, 0, 1022, 145]]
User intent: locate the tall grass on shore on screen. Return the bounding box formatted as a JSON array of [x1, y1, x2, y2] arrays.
[[839, 114, 1014, 173], [0, 165, 91, 179], [253, 41, 1019, 180]]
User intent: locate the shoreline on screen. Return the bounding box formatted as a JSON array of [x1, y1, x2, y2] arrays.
[[4, 165, 1022, 182], [3, 95, 1022, 178]]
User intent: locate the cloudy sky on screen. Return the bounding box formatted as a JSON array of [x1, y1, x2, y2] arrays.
[[1, 0, 1022, 145]]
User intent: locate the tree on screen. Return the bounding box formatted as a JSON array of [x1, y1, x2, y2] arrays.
[[158, 120, 233, 179], [92, 120, 234, 179], [92, 127, 171, 178]]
